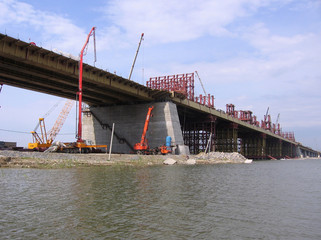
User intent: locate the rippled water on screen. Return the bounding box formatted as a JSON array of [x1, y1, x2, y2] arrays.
[[1, 159, 321, 239]]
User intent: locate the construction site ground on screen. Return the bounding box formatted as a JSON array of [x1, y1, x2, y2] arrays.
[[0, 150, 249, 168]]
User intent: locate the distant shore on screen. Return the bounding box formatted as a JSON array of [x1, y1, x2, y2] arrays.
[[0, 150, 249, 168]]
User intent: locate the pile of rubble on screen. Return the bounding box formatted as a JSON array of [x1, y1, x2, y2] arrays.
[[193, 151, 250, 164]]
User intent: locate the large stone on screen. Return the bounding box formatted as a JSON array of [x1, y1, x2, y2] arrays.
[[0, 155, 11, 164], [163, 158, 177, 165], [186, 158, 196, 165]]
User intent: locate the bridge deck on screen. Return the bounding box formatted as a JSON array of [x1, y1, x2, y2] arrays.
[[0, 33, 319, 157], [0, 33, 165, 106]]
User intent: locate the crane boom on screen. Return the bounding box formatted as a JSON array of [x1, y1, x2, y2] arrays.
[[28, 99, 73, 150], [77, 27, 96, 142], [129, 33, 144, 81], [276, 113, 280, 125], [140, 106, 154, 145], [33, 100, 62, 132], [264, 107, 269, 121], [48, 99, 73, 144], [134, 106, 154, 151], [0, 84, 3, 108], [195, 71, 207, 96]]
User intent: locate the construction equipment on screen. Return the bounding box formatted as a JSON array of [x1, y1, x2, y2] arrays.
[[134, 106, 154, 154], [0, 84, 3, 108], [129, 33, 144, 81], [275, 113, 280, 126], [264, 107, 269, 122], [133, 106, 172, 155], [77, 27, 96, 143], [262, 107, 271, 130], [28, 99, 74, 150], [72, 27, 107, 153], [29, 27, 107, 153], [274, 113, 281, 134], [195, 71, 207, 96]]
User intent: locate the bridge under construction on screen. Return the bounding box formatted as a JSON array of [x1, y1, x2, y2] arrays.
[[0, 33, 319, 159]]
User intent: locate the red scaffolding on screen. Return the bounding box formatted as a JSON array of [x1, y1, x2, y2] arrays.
[[147, 73, 195, 100]]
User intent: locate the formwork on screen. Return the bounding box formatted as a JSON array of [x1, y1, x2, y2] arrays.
[[183, 119, 216, 154], [147, 73, 195, 100], [147, 73, 298, 159]]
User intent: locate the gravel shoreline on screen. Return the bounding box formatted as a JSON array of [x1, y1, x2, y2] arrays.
[[0, 150, 250, 168]]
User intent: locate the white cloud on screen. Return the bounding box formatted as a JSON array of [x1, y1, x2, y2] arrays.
[[142, 18, 321, 131], [103, 0, 292, 44], [0, 0, 320, 149], [0, 0, 86, 52]]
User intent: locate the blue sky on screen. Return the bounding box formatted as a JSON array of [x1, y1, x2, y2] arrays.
[[0, 0, 320, 151]]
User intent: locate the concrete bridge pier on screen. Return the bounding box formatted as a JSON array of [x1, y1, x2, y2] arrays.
[[82, 102, 190, 155]]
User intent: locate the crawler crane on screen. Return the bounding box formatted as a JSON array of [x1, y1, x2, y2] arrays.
[[29, 27, 107, 153], [28, 99, 74, 151], [133, 106, 172, 155]]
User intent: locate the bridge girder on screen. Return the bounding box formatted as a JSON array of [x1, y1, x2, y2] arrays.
[[0, 33, 156, 106]]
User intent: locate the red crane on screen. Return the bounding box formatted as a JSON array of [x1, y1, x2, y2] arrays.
[[77, 27, 96, 142], [134, 106, 154, 153]]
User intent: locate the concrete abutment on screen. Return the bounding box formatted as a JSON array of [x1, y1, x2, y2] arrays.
[[83, 102, 190, 155]]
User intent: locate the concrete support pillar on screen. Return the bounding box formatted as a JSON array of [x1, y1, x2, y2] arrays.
[[83, 102, 189, 155]]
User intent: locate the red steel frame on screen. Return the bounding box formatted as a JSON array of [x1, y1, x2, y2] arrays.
[[226, 104, 294, 141], [147, 73, 215, 108], [147, 73, 296, 155], [147, 73, 195, 101]]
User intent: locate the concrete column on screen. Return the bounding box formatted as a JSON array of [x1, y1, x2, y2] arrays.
[[82, 102, 189, 155]]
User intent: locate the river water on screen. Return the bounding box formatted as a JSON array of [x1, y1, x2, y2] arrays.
[[1, 159, 321, 239]]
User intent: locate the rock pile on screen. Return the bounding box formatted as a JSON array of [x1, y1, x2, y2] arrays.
[[193, 152, 249, 164], [163, 158, 177, 165], [0, 150, 251, 168]]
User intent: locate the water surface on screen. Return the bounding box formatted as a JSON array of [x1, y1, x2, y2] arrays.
[[1, 159, 321, 239]]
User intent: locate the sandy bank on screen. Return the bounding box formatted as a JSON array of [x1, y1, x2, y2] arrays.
[[0, 150, 249, 168]]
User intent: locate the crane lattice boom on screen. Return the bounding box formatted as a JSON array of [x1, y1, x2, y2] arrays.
[[48, 99, 73, 144]]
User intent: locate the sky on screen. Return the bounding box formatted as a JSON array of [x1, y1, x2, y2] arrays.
[[0, 0, 320, 151]]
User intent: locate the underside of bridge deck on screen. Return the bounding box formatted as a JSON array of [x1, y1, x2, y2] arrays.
[[0, 33, 166, 106], [177, 106, 298, 159]]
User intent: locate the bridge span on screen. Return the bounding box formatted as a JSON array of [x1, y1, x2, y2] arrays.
[[0, 33, 319, 158]]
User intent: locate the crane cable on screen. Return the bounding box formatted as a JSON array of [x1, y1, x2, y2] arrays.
[[82, 30, 96, 66], [33, 100, 63, 132], [0, 128, 74, 135], [141, 34, 145, 85]]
